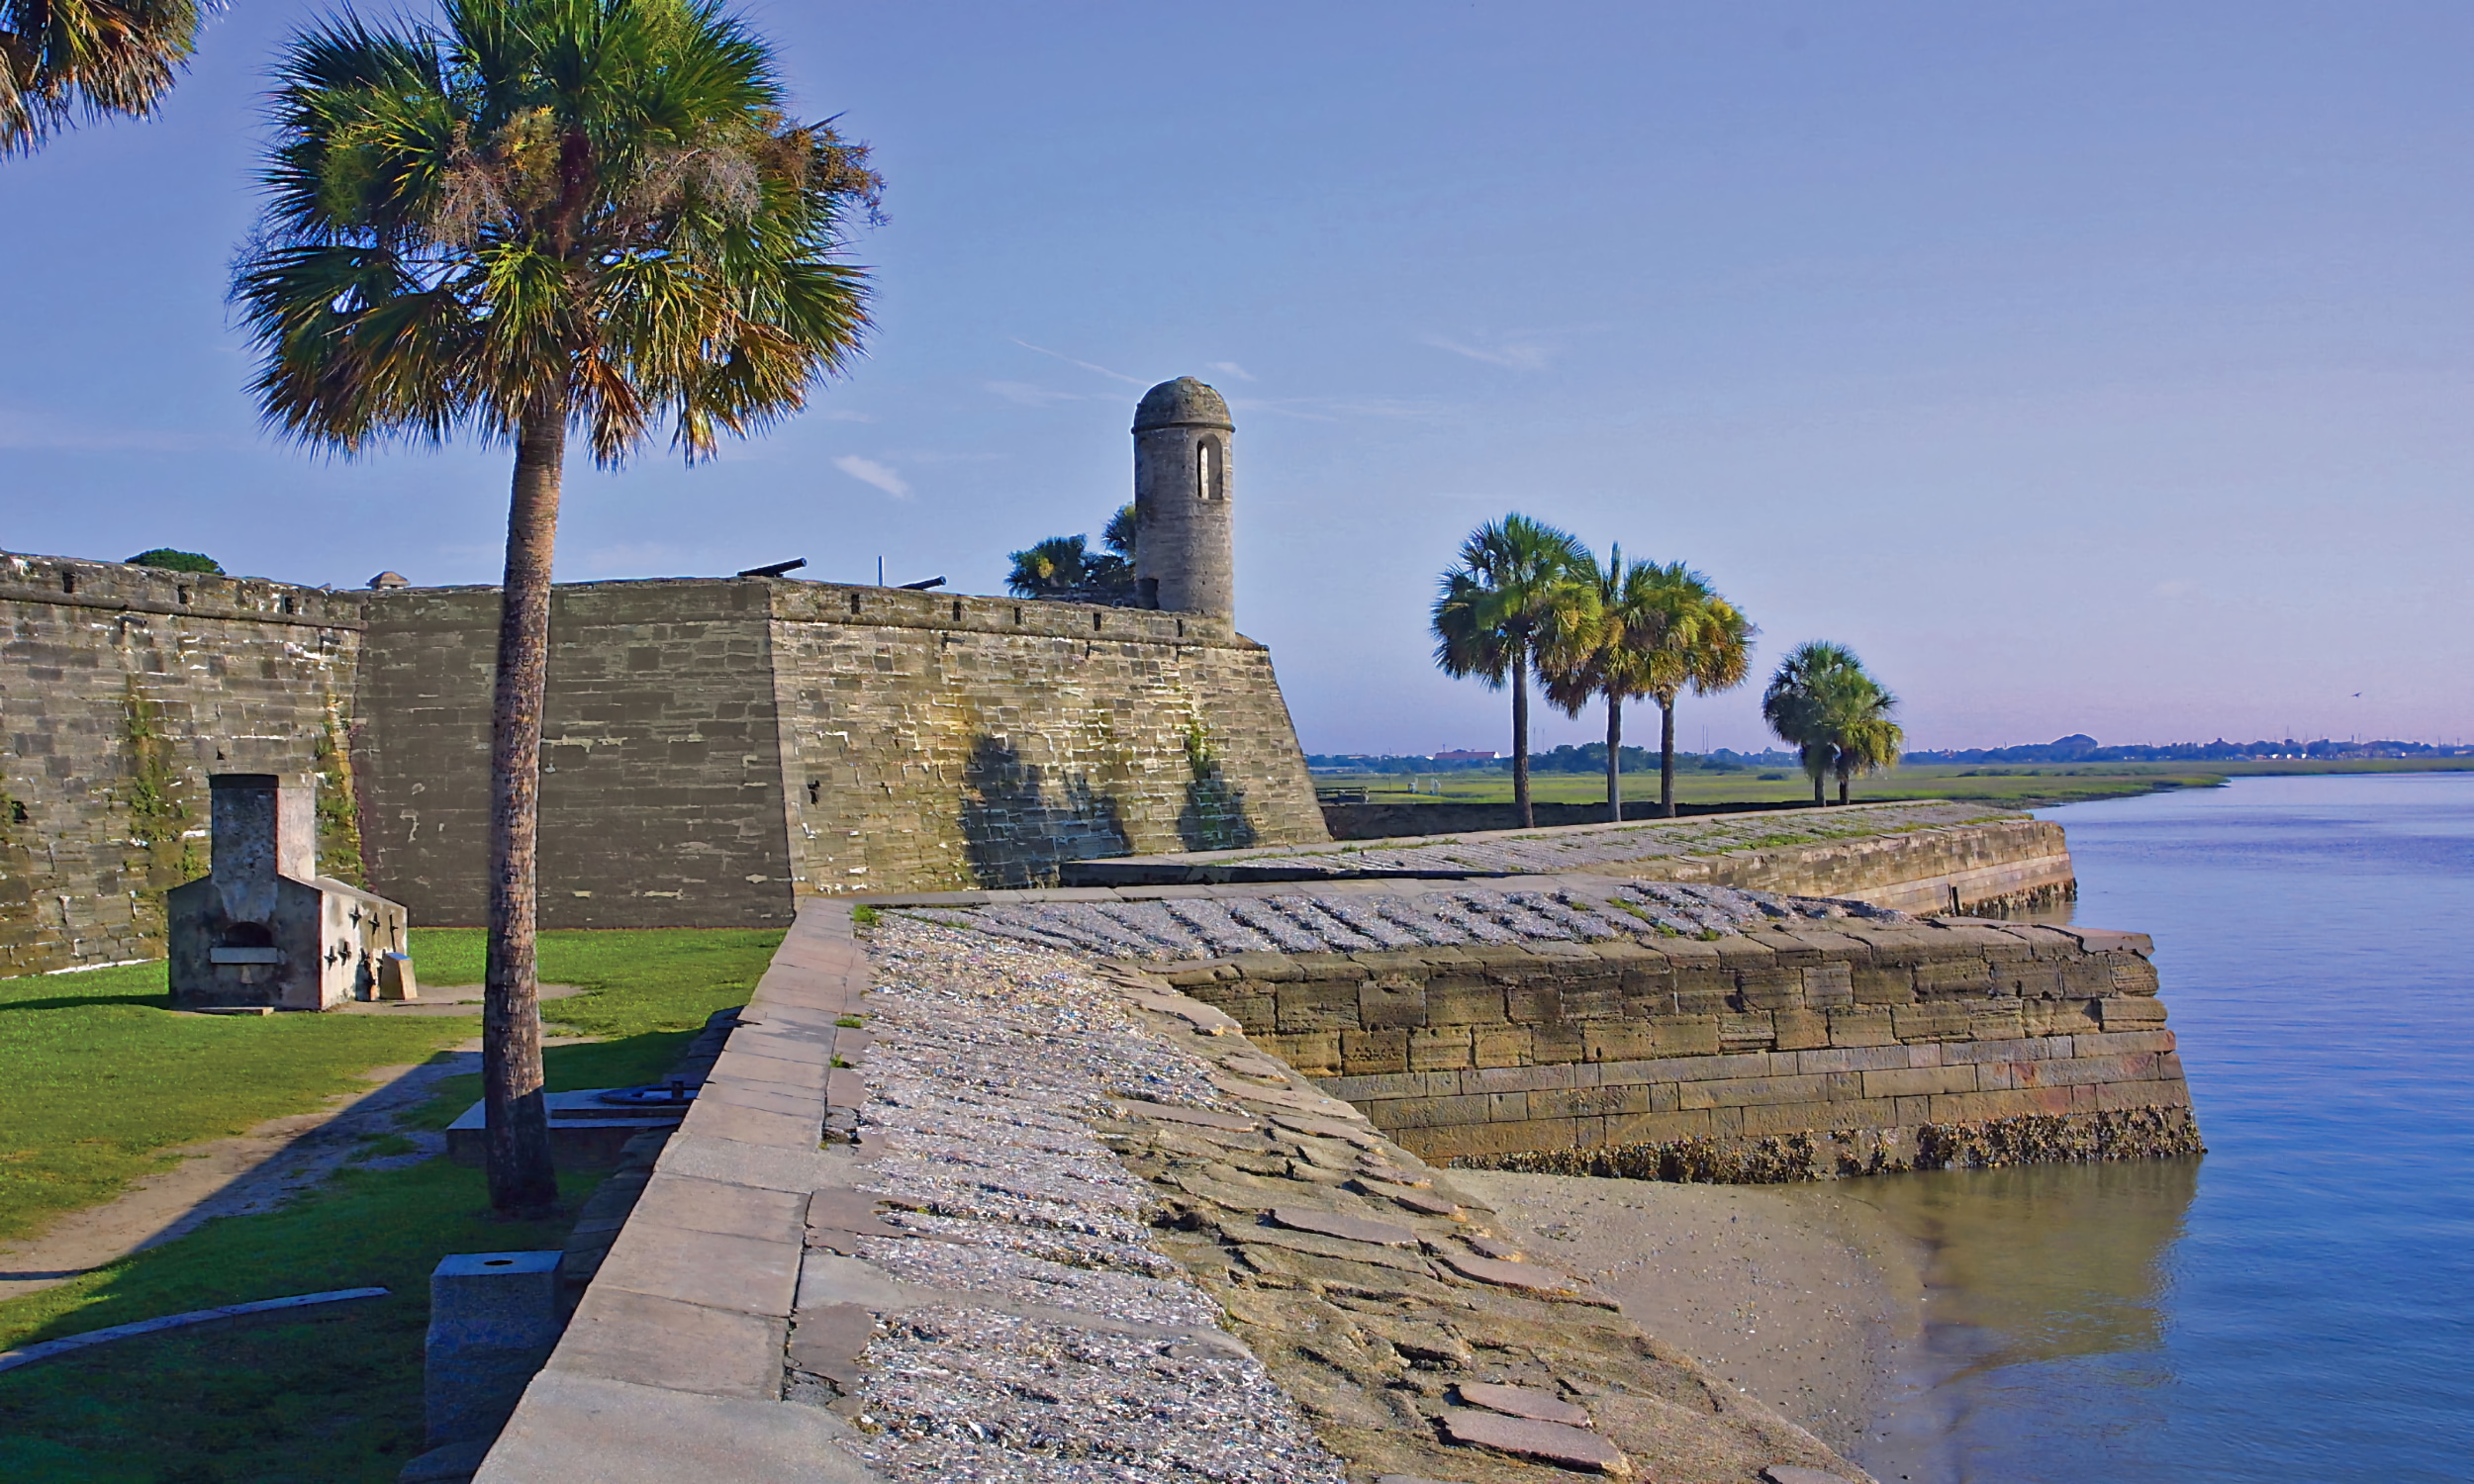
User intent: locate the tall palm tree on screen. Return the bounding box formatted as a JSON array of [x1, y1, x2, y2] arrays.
[[1635, 562, 1755, 818], [1432, 513, 1588, 827], [232, 0, 880, 1215], [2, 0, 206, 154], [1539, 546, 1647, 824]]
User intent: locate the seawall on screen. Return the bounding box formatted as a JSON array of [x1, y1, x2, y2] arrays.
[[882, 878, 2201, 1182], [1073, 800, 2077, 916]]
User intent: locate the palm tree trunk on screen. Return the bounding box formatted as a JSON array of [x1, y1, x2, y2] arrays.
[[482, 395, 567, 1217], [1604, 693, 1622, 824], [1808, 745, 1826, 806], [1659, 694, 1678, 818], [1838, 759, 1853, 806], [1511, 643, 1533, 828]]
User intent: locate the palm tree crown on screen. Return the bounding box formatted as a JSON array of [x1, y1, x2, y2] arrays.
[[1433, 513, 1589, 827], [1763, 641, 1902, 805], [2, 0, 205, 154], [232, 0, 880, 464]]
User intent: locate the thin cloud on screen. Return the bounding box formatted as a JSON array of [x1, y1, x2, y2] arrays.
[[1206, 361, 1257, 382], [986, 380, 1085, 408], [1010, 338, 1147, 386], [0, 407, 240, 453], [1421, 333, 1554, 372], [833, 455, 911, 499]]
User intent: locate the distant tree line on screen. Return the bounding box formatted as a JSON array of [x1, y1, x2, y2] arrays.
[[1910, 734, 2468, 763]]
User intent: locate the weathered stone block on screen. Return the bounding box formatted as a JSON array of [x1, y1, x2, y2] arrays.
[[2025, 998, 2103, 1037], [1340, 1029, 1409, 1076], [1860, 1064, 1978, 1099], [1425, 980, 1508, 1026], [1505, 983, 1563, 1023], [1892, 1002, 1974, 1043], [1771, 1007, 1830, 1052], [1851, 967, 1916, 1004], [1530, 1023, 1585, 1066], [1583, 1022, 1656, 1063], [1473, 1025, 1533, 1068], [1407, 1027, 1474, 1071], [1968, 1004, 2027, 1042], [1735, 968, 1804, 1011], [1358, 978, 1426, 1030], [2099, 995, 2167, 1028], [1275, 981, 1361, 1035], [1719, 1012, 1776, 1052], [1914, 957, 1994, 997], [1796, 1044, 1908, 1073], [1800, 961, 1856, 1008], [1651, 1017, 1721, 1056], [1678, 1071, 1856, 1110], [1828, 1006, 1898, 1047], [1263, 1032, 1341, 1076]]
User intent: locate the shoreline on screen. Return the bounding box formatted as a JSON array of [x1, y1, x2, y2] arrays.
[[1451, 1168, 1930, 1462]]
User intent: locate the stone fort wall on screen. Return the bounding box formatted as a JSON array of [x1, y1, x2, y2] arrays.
[[0, 553, 365, 974], [1, 549, 1329, 967]]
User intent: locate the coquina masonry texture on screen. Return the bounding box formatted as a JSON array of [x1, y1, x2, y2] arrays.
[[1, 549, 1332, 964], [0, 553, 364, 973], [1146, 919, 2201, 1179]]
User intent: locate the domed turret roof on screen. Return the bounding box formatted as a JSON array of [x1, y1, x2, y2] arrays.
[[1133, 376, 1232, 431]]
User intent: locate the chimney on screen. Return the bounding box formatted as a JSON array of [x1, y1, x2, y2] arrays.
[[208, 774, 316, 922]]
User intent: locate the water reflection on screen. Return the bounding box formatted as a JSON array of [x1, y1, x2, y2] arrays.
[[1839, 1159, 2197, 1483]]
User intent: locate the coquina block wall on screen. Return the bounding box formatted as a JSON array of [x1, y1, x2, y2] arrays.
[[2, 550, 1327, 965], [0, 553, 365, 974], [1159, 919, 2200, 1177], [342, 577, 1329, 928]]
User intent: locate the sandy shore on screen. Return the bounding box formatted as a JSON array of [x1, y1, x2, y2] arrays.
[[1450, 1168, 1926, 1459]]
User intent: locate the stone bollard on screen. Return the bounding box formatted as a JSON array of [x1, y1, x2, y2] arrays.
[[405, 1251, 563, 1480]]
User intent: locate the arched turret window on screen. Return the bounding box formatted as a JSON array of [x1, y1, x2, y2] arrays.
[[1195, 436, 1225, 501]]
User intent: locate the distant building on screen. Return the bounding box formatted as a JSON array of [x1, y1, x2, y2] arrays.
[[1432, 749, 1496, 762]]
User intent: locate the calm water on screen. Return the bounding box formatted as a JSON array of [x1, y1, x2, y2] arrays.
[[1845, 774, 2474, 1484]]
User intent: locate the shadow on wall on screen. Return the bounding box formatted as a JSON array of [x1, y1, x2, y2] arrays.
[[1179, 721, 1257, 853], [961, 736, 1131, 888]]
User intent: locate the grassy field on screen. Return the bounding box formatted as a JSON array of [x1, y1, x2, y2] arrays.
[[0, 925, 783, 1483], [1314, 757, 2474, 812]]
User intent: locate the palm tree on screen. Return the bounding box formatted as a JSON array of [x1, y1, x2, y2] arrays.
[[2, 0, 206, 154], [1432, 513, 1588, 827], [1763, 641, 1856, 805], [232, 0, 880, 1215], [1538, 546, 1646, 824], [1762, 642, 1903, 805], [1818, 666, 1903, 804], [1636, 563, 1755, 818]]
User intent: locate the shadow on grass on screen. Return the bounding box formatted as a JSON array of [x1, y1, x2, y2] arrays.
[[0, 1158, 601, 1484], [0, 992, 171, 1014]]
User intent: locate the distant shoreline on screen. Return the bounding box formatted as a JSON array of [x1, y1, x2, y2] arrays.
[[1307, 756, 2474, 813]]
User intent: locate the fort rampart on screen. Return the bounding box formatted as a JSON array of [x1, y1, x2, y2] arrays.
[[1151, 917, 2198, 1177], [1, 549, 1327, 970]]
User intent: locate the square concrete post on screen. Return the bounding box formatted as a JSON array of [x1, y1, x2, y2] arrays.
[[425, 1251, 563, 1448]]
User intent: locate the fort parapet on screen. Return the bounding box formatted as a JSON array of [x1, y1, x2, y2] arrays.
[[0, 551, 1326, 971]]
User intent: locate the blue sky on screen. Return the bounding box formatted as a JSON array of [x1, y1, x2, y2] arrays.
[[6, 3, 2473, 754]]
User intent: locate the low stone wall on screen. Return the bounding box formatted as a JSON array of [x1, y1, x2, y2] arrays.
[[1320, 798, 1809, 838], [1071, 803, 2076, 917], [1149, 919, 2197, 1177]]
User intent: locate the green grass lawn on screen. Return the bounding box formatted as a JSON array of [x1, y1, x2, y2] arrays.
[[1314, 756, 2474, 812], [0, 925, 783, 1482]]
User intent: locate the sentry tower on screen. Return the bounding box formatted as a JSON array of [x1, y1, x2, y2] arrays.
[[1132, 376, 1234, 621]]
